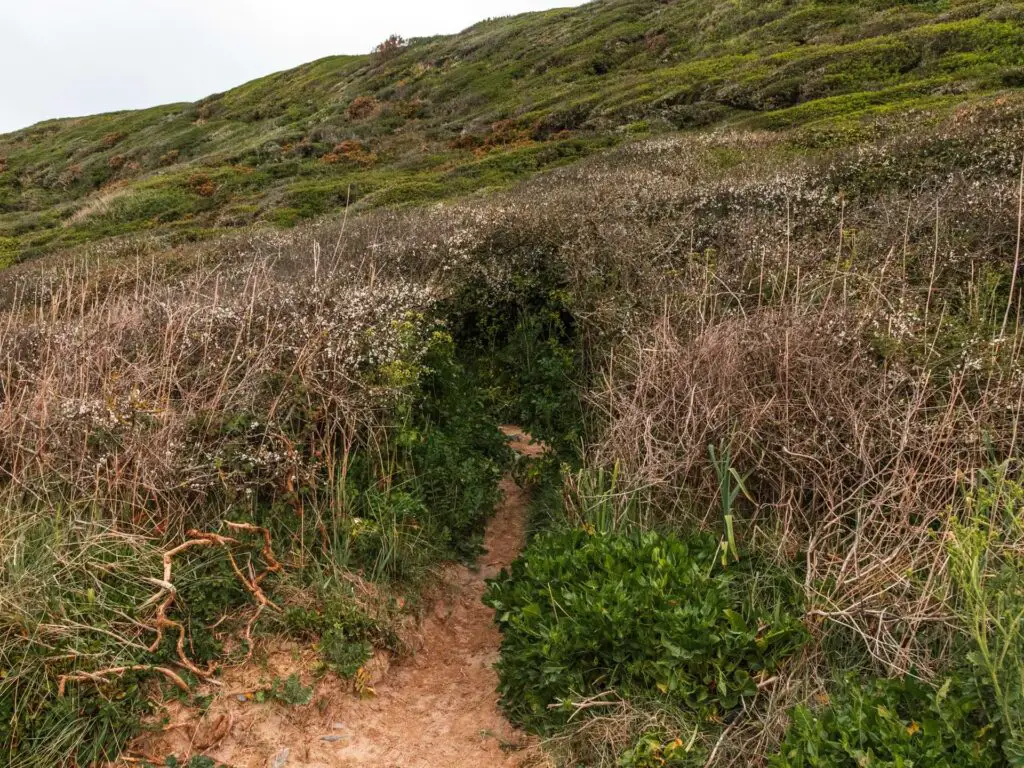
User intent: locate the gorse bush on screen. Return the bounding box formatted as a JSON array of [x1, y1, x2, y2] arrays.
[[484, 530, 807, 733]]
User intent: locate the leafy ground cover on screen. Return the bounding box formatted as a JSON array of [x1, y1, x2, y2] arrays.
[[484, 530, 807, 734]]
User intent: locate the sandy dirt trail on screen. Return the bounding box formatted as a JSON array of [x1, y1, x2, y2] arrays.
[[130, 427, 547, 768]]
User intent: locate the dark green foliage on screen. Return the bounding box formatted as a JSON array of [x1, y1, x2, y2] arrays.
[[446, 255, 584, 453], [483, 530, 807, 733], [165, 549, 256, 664], [495, 313, 582, 453], [281, 595, 388, 679], [319, 631, 374, 679], [770, 676, 1003, 768], [159, 756, 225, 768], [329, 328, 510, 578], [408, 334, 511, 558]]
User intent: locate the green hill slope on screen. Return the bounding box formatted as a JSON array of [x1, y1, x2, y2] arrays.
[[2, 0, 1024, 263]]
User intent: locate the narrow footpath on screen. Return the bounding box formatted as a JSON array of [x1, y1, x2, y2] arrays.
[[130, 427, 547, 768]]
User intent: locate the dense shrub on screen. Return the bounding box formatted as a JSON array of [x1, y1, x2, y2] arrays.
[[493, 312, 582, 452], [484, 530, 807, 732], [281, 593, 393, 679], [374, 34, 407, 60], [408, 334, 510, 558]]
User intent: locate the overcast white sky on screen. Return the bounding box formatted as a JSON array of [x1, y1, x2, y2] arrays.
[[0, 0, 588, 134]]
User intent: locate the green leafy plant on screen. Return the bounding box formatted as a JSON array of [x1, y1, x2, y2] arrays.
[[160, 755, 224, 767], [484, 529, 806, 733], [770, 676, 1002, 768], [279, 593, 392, 680], [263, 674, 313, 707], [406, 331, 510, 559], [319, 627, 373, 679]]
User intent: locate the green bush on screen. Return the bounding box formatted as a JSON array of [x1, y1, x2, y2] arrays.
[[280, 592, 391, 679], [496, 312, 582, 452], [263, 674, 313, 706], [770, 676, 1002, 768], [156, 755, 225, 768], [484, 530, 807, 733]]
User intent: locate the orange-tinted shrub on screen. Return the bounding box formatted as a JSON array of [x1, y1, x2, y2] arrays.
[[187, 174, 217, 197], [374, 34, 407, 60], [325, 140, 378, 167], [348, 96, 378, 121], [101, 132, 126, 149]]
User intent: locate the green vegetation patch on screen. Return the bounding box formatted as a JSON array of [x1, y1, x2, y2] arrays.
[[484, 530, 807, 733], [770, 676, 1002, 768]]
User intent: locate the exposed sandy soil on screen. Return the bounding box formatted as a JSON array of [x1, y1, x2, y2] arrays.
[[127, 427, 548, 768]]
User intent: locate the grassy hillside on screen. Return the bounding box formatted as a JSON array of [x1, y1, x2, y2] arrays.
[[3, 1, 1024, 766], [3, 0, 1024, 264]]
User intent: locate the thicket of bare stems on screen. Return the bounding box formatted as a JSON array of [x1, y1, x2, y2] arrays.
[[0, 253, 438, 534], [0, 94, 1022, 764]]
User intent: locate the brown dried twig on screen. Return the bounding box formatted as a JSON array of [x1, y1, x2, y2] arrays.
[[58, 665, 189, 697], [142, 524, 283, 680]]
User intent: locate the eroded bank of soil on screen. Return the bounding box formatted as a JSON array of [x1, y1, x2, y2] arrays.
[[128, 427, 547, 768]]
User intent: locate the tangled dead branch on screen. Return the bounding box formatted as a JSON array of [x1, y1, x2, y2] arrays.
[[57, 665, 189, 697], [141, 523, 284, 680]]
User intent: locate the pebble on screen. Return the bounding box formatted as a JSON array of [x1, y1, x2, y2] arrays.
[[270, 747, 290, 767]]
